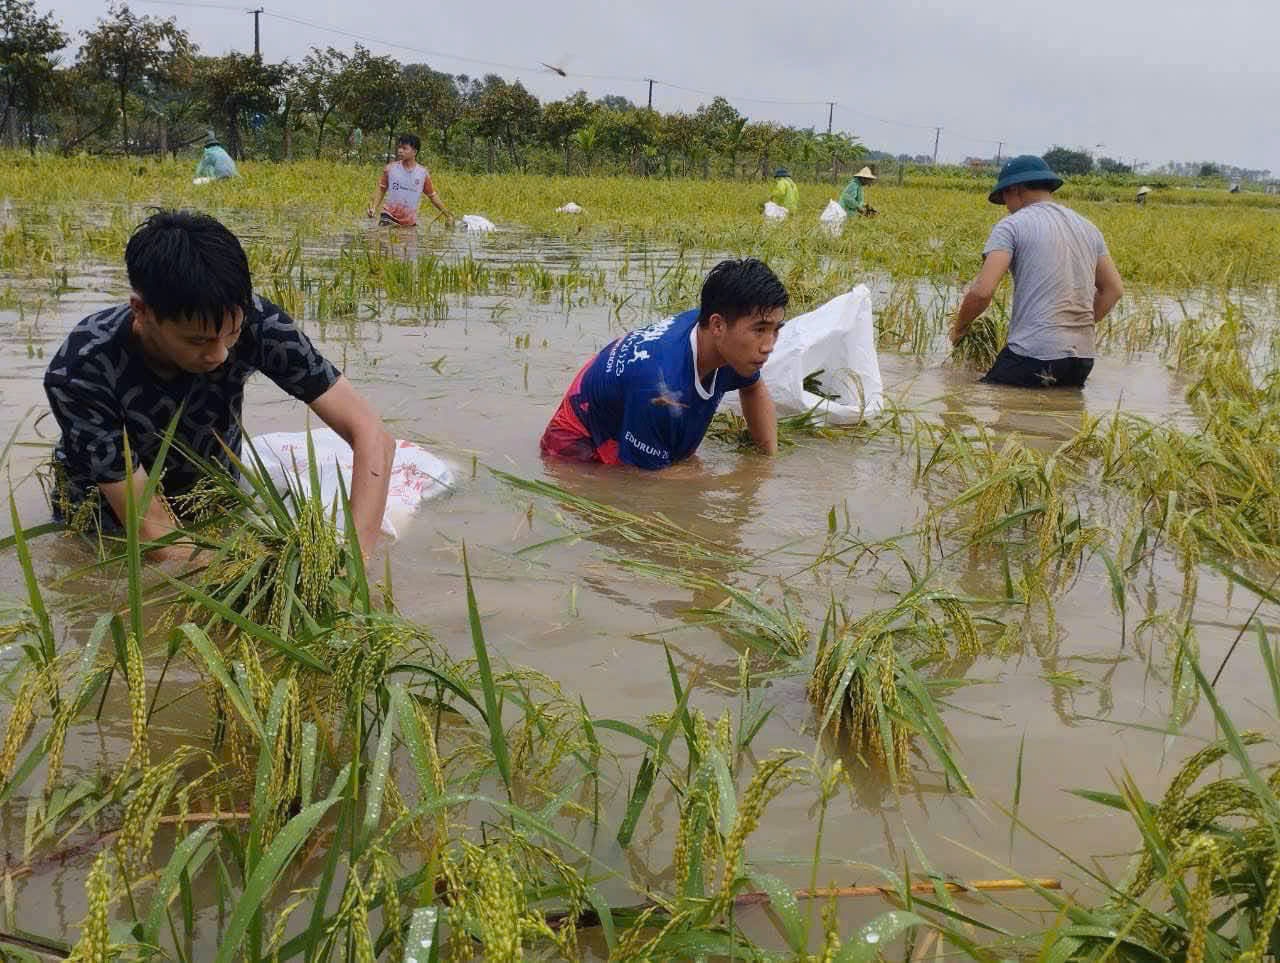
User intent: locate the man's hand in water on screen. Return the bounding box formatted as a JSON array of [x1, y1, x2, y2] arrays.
[[949, 314, 970, 345], [365, 207, 376, 218]]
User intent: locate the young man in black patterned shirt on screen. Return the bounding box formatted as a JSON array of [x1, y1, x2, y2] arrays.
[[43, 210, 395, 560]]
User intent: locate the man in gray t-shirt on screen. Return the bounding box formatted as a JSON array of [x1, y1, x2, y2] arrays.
[[950, 155, 1125, 388]]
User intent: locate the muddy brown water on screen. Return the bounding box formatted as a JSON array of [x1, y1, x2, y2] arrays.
[[1, 222, 1272, 951]]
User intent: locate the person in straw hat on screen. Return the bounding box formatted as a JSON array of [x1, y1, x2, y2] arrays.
[[839, 166, 878, 216], [949, 154, 1124, 388], [194, 130, 238, 181], [1136, 185, 1151, 205]]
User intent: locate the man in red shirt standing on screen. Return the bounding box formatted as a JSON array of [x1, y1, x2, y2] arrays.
[[366, 133, 454, 227]]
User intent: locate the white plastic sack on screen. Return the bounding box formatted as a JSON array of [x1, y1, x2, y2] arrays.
[[461, 214, 496, 232], [819, 199, 847, 224], [556, 202, 584, 214], [192, 176, 213, 186], [248, 427, 456, 541], [726, 284, 883, 425], [763, 201, 789, 220]]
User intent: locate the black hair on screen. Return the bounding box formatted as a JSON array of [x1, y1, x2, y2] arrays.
[[397, 133, 421, 152], [125, 210, 252, 330], [697, 258, 789, 327], [1020, 180, 1060, 193]]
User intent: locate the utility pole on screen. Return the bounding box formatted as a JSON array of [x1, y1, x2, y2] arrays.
[[932, 126, 941, 165], [646, 78, 654, 110], [995, 141, 1003, 165], [826, 102, 834, 135], [250, 7, 263, 57]]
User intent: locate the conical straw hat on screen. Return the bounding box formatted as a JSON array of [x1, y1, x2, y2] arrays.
[[1137, 185, 1152, 195], [855, 166, 877, 180]]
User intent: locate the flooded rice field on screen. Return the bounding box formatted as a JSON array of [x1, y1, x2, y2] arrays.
[[1, 201, 1276, 959]]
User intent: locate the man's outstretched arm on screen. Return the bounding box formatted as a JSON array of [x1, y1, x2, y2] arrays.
[[308, 376, 395, 556], [950, 249, 1012, 344], [100, 467, 201, 562]]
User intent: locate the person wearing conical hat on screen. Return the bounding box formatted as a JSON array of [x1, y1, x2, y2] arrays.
[[769, 167, 799, 212], [949, 154, 1124, 388], [839, 166, 877, 216], [194, 130, 238, 181], [1136, 185, 1151, 205]]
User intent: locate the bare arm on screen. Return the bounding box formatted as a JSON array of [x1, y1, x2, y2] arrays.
[[738, 380, 778, 456], [307, 376, 395, 556], [367, 177, 387, 217], [950, 249, 1012, 344], [425, 190, 454, 222], [1093, 255, 1124, 322], [100, 467, 200, 562]]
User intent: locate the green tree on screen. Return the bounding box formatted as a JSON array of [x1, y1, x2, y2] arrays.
[[196, 53, 285, 159], [0, 0, 68, 151], [1097, 155, 1132, 174], [743, 120, 788, 179], [1042, 145, 1093, 176], [572, 122, 599, 173], [692, 95, 744, 177], [598, 106, 658, 174], [47, 62, 118, 153], [401, 63, 464, 156], [595, 93, 634, 113], [541, 90, 594, 174], [1198, 162, 1220, 178], [472, 74, 540, 171], [338, 45, 405, 158], [658, 110, 702, 177], [818, 130, 864, 181], [79, 2, 192, 154], [296, 46, 348, 158]]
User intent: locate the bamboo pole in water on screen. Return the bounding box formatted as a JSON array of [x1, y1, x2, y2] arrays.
[[547, 877, 1063, 929]]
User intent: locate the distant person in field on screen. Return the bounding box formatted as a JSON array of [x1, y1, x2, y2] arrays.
[[1136, 185, 1151, 205], [950, 155, 1124, 388], [43, 210, 395, 560], [770, 167, 799, 212], [839, 166, 878, 216], [194, 131, 238, 181], [541, 259, 787, 469], [366, 133, 454, 227]]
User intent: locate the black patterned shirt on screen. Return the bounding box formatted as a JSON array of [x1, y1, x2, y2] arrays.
[[44, 295, 340, 517]]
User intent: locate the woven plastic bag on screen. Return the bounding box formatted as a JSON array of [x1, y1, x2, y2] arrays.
[[248, 427, 455, 540], [725, 284, 883, 425]]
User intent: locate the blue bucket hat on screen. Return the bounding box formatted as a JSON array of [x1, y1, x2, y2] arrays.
[[988, 155, 1064, 204], [775, 167, 790, 178]]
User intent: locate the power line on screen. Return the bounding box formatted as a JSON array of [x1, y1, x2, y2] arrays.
[[260, 10, 544, 75], [132, 0, 1093, 160]]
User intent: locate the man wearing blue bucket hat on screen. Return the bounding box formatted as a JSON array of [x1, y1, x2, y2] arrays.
[[950, 155, 1124, 388]]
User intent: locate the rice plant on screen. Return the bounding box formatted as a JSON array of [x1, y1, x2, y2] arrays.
[[809, 586, 978, 792]]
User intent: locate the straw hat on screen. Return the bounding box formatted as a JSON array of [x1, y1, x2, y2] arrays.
[[1136, 185, 1152, 196], [855, 166, 877, 180]]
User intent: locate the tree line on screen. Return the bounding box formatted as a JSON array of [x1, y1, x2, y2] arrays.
[[0, 1, 868, 179]]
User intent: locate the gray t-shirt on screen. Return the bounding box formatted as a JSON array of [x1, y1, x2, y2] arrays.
[[983, 202, 1109, 360]]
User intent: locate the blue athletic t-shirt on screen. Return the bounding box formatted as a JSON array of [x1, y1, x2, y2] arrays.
[[570, 309, 760, 469]]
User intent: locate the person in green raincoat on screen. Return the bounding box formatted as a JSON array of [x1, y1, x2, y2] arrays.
[[770, 167, 799, 211], [839, 166, 877, 216], [194, 131, 238, 180]]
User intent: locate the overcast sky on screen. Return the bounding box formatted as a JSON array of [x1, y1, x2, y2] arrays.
[[51, 0, 1276, 172]]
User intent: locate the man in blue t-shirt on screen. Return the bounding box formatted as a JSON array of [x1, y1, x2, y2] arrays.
[[541, 259, 788, 469]]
